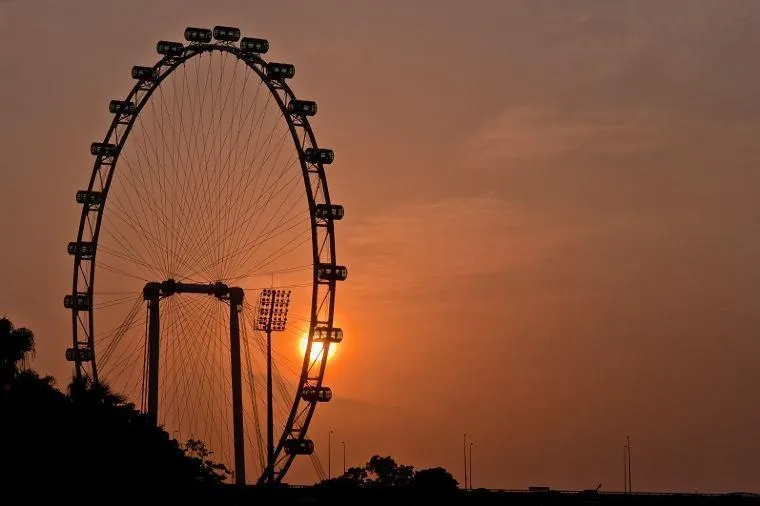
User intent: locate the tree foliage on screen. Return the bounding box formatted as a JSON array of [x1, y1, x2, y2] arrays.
[[0, 317, 229, 502], [411, 466, 459, 493], [366, 455, 414, 487], [322, 454, 458, 495], [0, 316, 35, 385], [184, 438, 232, 483]]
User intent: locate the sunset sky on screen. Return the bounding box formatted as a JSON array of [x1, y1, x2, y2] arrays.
[[1, 0, 760, 493]]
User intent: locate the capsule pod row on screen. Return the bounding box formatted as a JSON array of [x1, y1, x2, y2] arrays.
[[132, 66, 159, 82], [304, 148, 334, 165], [183, 26, 269, 53], [301, 386, 332, 403], [67, 241, 96, 258], [315, 204, 344, 221], [284, 439, 314, 455], [157, 40, 184, 56], [91, 142, 118, 156], [109, 100, 136, 114], [63, 293, 92, 311], [76, 190, 104, 205], [184, 26, 241, 43], [288, 99, 317, 116], [317, 264, 348, 281], [313, 326, 343, 344], [65, 347, 93, 362]]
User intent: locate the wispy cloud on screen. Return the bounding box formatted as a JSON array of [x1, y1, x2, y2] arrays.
[[343, 194, 594, 299]]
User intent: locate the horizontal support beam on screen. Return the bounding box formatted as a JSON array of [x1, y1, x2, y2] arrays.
[[143, 279, 243, 301]]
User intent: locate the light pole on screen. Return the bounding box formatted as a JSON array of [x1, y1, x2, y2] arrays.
[[255, 288, 291, 484], [342, 441, 346, 474], [626, 436, 632, 494], [469, 441, 474, 490], [328, 430, 334, 479], [623, 445, 628, 493], [463, 433, 468, 490]]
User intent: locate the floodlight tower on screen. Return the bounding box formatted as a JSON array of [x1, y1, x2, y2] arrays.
[[256, 288, 291, 484]]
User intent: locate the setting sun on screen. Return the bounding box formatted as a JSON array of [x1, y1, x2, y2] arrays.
[[299, 334, 338, 363]]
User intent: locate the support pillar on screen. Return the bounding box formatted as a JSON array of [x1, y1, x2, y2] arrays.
[[229, 287, 246, 485], [143, 282, 161, 426]]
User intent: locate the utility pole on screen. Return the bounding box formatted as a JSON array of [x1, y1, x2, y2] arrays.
[[328, 430, 334, 479], [342, 441, 346, 474]]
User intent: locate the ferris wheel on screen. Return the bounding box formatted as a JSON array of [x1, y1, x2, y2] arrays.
[[64, 25, 347, 485]]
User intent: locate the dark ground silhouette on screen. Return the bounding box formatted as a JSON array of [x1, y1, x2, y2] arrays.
[[2, 316, 759, 505], [0, 317, 226, 502]]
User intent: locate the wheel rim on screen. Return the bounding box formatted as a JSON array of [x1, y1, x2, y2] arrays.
[[66, 30, 345, 483]]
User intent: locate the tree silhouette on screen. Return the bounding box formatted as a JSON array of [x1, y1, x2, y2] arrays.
[[184, 438, 232, 483], [0, 316, 35, 385], [0, 316, 230, 502], [366, 455, 414, 487], [411, 466, 459, 494]]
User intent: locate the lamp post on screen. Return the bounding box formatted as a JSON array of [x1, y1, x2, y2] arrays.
[[626, 436, 632, 494], [342, 441, 346, 474], [469, 441, 474, 490], [463, 433, 468, 490], [328, 430, 334, 479], [623, 445, 628, 493], [255, 288, 291, 484]]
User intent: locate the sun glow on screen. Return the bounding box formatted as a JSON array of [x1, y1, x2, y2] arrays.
[[299, 334, 338, 363]]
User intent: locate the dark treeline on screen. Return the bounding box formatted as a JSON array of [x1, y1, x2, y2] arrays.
[[0, 317, 228, 502]]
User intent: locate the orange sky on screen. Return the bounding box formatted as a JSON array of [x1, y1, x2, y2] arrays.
[[1, 0, 760, 493]]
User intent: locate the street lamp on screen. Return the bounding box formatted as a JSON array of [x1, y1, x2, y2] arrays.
[[463, 433, 468, 490], [255, 288, 291, 484], [328, 430, 334, 479], [625, 436, 632, 494], [341, 441, 346, 474], [469, 441, 474, 490]]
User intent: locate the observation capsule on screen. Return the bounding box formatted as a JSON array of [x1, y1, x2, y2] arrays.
[[184, 27, 212, 43], [315, 204, 344, 221], [266, 62, 295, 80], [76, 190, 105, 205], [317, 264, 348, 282], [284, 439, 315, 455], [67, 241, 96, 259], [132, 66, 159, 82], [91, 142, 118, 157], [213, 25, 241, 42], [287, 99, 317, 116], [304, 148, 334, 165], [63, 293, 92, 311], [313, 326, 343, 344], [65, 347, 93, 362], [240, 37, 269, 54], [109, 100, 136, 114], [301, 386, 332, 403], [156, 40, 184, 56]]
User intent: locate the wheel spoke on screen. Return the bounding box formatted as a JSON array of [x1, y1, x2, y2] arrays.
[[68, 35, 340, 484]]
